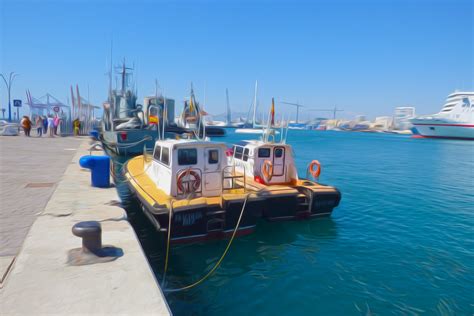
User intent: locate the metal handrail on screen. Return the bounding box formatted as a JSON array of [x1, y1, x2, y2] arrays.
[[221, 165, 246, 192]]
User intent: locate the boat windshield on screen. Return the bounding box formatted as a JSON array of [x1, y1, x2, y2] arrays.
[[258, 148, 271, 158], [178, 148, 197, 165]]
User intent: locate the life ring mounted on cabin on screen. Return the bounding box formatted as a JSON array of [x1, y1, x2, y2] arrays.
[[308, 160, 321, 179], [261, 160, 274, 183], [177, 169, 201, 194]]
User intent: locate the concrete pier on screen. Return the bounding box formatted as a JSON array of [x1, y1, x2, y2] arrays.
[[0, 136, 83, 276], [0, 136, 170, 315]]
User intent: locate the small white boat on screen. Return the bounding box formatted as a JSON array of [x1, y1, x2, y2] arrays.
[[125, 138, 264, 243], [0, 120, 19, 136], [228, 132, 341, 220], [235, 128, 279, 135]]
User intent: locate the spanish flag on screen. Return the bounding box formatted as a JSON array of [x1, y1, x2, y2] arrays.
[[271, 97, 275, 126], [189, 96, 194, 113], [149, 115, 158, 125]]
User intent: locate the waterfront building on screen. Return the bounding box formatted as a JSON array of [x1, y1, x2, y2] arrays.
[[371, 116, 394, 131], [394, 107, 416, 130]]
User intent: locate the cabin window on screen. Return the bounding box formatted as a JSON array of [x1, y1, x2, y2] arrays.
[[243, 148, 250, 161], [178, 148, 197, 165], [258, 148, 271, 158], [161, 147, 170, 165], [274, 148, 284, 158], [153, 145, 162, 160], [208, 149, 219, 164], [234, 146, 244, 159]]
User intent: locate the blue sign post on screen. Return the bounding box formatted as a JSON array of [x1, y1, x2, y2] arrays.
[[13, 99, 21, 122]]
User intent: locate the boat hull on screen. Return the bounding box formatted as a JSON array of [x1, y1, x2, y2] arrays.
[[412, 122, 474, 140], [138, 197, 261, 244], [124, 156, 263, 244], [261, 182, 341, 221], [101, 129, 162, 157]]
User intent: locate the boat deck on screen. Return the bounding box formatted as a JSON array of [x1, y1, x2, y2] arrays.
[[234, 171, 339, 195], [125, 156, 262, 213], [124, 156, 334, 213]]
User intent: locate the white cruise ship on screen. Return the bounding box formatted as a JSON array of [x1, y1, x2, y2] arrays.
[[410, 91, 474, 140]]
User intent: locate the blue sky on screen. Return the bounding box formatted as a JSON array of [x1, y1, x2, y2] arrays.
[[1, 0, 472, 120]]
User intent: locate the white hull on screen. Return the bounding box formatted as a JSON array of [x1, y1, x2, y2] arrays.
[[0, 121, 19, 136], [235, 128, 280, 135], [413, 122, 474, 139], [410, 91, 474, 140], [206, 121, 227, 127]]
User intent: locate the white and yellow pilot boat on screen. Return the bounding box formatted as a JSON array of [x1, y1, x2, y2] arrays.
[[125, 139, 266, 243], [228, 139, 341, 221], [125, 135, 341, 243]]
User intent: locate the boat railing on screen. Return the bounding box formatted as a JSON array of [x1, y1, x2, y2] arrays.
[[222, 165, 246, 193]]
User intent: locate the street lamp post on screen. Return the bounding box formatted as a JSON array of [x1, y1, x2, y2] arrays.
[[1, 72, 19, 122], [1, 108, 5, 119]]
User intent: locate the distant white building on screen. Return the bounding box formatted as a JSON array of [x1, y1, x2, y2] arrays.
[[394, 107, 416, 130]]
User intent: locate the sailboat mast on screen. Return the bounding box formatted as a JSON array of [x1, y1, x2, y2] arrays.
[[121, 63, 126, 94], [108, 41, 113, 100], [252, 80, 258, 128], [226, 88, 232, 125]]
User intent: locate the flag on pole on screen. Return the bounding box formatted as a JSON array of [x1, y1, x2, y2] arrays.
[[189, 95, 194, 113], [271, 97, 275, 126], [163, 102, 167, 125]]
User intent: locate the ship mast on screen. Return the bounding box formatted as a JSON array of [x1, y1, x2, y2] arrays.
[[226, 88, 231, 125], [252, 80, 258, 128]]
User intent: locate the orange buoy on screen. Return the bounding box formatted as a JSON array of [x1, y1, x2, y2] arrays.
[[261, 160, 274, 183], [308, 160, 321, 179], [177, 169, 201, 193]]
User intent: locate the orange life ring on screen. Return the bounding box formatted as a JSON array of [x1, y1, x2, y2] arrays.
[[308, 160, 321, 179], [177, 169, 201, 193], [261, 160, 274, 182]]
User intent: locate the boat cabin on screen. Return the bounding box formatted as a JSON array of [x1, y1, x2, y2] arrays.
[[230, 140, 299, 185], [146, 139, 228, 197]]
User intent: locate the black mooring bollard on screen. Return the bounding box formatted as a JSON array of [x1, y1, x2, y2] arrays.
[[72, 221, 102, 254]]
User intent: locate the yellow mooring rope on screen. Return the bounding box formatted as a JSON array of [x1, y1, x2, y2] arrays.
[[162, 199, 173, 285], [163, 193, 252, 293]]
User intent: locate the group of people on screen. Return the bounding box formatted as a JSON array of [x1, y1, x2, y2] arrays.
[[20, 115, 59, 137], [19, 113, 85, 137]]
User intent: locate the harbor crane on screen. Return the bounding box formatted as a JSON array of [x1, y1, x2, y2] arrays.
[[280, 101, 304, 124]]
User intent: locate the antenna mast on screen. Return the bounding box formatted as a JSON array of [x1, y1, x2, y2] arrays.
[[226, 88, 231, 125], [252, 80, 258, 128]]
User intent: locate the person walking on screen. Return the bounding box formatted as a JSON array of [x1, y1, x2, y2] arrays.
[[42, 115, 48, 134], [73, 118, 81, 136], [53, 115, 60, 135], [47, 115, 55, 137], [35, 116, 43, 137], [20, 116, 32, 137]]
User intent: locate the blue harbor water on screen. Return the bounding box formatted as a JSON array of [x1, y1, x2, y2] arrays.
[[115, 130, 474, 315]]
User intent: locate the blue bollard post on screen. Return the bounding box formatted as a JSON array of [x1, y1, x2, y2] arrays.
[[89, 130, 99, 140], [79, 155, 110, 188]]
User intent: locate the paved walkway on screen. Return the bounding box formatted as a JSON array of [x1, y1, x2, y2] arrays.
[[0, 135, 85, 279], [0, 139, 170, 315]]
